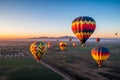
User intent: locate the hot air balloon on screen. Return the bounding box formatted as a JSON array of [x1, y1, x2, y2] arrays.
[[71, 16, 96, 47], [96, 38, 100, 43], [115, 33, 118, 35], [72, 42, 77, 47], [91, 46, 110, 68], [47, 42, 52, 48], [56, 39, 59, 44], [59, 42, 67, 51], [57, 39, 59, 42], [30, 41, 47, 63], [69, 38, 72, 42]]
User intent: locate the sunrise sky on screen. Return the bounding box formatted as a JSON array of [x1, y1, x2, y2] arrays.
[[0, 0, 120, 39]]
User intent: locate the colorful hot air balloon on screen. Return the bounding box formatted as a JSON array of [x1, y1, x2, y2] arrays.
[[91, 46, 110, 68], [96, 38, 100, 43], [59, 42, 67, 51], [71, 16, 96, 47], [47, 42, 52, 48], [72, 42, 77, 47], [30, 41, 47, 63]]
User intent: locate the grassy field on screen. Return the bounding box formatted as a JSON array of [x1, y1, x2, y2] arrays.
[[0, 58, 62, 80], [0, 40, 120, 80], [0, 57, 63, 80], [43, 41, 120, 80]]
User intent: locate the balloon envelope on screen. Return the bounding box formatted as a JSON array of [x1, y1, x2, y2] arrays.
[[91, 46, 110, 67], [71, 16, 96, 47], [30, 41, 47, 63], [59, 42, 67, 51], [47, 42, 52, 48], [96, 38, 100, 43], [72, 42, 77, 47], [69, 38, 72, 42], [115, 33, 118, 35]]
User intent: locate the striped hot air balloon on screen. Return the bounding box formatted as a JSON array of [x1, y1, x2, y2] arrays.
[[59, 42, 67, 51], [71, 16, 96, 47], [91, 46, 110, 67], [30, 41, 47, 63]]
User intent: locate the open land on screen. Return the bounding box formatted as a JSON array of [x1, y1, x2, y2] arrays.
[[0, 39, 120, 80]]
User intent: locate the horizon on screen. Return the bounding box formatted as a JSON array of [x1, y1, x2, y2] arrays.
[[0, 35, 120, 41], [0, 0, 120, 40]]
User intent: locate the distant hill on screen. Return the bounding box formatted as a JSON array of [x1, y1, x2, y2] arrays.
[[29, 36, 77, 39], [29, 36, 119, 40], [58, 36, 76, 39]]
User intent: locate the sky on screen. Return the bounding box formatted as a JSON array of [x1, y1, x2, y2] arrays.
[[0, 0, 120, 39]]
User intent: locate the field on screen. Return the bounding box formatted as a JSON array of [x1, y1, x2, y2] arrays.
[[0, 40, 120, 80], [0, 41, 63, 80]]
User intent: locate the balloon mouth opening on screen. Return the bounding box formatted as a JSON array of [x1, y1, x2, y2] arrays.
[[99, 65, 101, 68], [81, 44, 85, 47], [37, 61, 40, 63], [36, 57, 41, 63], [79, 39, 85, 47], [61, 49, 65, 51]]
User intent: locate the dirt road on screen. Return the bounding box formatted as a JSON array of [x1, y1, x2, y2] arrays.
[[40, 61, 71, 80]]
